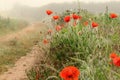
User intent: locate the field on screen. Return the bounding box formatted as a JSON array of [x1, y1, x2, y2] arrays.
[[0, 17, 28, 36], [0, 2, 120, 80]]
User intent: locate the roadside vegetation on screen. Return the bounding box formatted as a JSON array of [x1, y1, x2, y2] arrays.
[[27, 7, 120, 80]]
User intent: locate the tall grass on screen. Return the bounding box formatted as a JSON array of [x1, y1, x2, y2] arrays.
[[27, 9, 120, 80]]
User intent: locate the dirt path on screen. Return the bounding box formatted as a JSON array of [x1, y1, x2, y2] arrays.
[[0, 45, 41, 80], [0, 22, 46, 80]]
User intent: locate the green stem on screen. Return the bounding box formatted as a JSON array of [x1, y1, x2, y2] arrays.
[[105, 67, 120, 78]]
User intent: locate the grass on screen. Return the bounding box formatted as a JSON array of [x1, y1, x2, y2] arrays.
[[27, 8, 120, 80], [0, 16, 28, 36]]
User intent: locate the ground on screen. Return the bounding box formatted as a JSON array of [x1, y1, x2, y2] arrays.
[[0, 23, 46, 80]]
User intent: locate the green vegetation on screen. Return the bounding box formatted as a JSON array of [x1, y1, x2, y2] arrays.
[[27, 9, 120, 80], [0, 16, 28, 36]]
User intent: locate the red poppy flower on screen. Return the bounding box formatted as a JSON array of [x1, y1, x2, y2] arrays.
[[110, 52, 118, 59], [35, 67, 40, 79], [78, 15, 82, 20], [60, 66, 80, 80], [83, 21, 89, 26], [47, 29, 52, 34], [92, 22, 98, 28], [56, 25, 62, 31], [113, 57, 120, 67], [46, 10, 53, 15], [64, 16, 71, 23], [110, 13, 118, 19], [60, 24, 65, 28], [53, 15, 59, 20], [72, 14, 80, 20], [43, 39, 49, 44]]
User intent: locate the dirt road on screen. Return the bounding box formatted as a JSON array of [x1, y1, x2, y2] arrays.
[[0, 22, 46, 80]]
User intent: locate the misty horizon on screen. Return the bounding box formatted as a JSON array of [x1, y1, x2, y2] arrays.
[[0, 0, 120, 11], [0, 1, 120, 22]]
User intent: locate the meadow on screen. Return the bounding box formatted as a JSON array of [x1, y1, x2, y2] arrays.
[[27, 8, 120, 80]]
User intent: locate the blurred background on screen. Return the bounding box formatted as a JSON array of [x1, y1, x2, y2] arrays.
[[0, 0, 120, 22]]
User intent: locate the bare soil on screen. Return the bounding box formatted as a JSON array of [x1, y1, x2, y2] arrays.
[[0, 22, 46, 80]]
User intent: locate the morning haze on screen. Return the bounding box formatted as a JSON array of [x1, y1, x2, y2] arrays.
[[0, 1, 120, 22], [0, 0, 116, 10]]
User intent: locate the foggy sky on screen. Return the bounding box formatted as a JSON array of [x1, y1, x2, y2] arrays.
[[0, 0, 119, 11]]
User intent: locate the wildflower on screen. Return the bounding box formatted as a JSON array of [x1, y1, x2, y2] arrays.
[[113, 57, 120, 67], [53, 15, 59, 20], [64, 16, 71, 23], [110, 13, 118, 19], [60, 24, 65, 28], [72, 14, 80, 20], [92, 22, 98, 28], [83, 21, 89, 26], [35, 67, 40, 80], [46, 10, 53, 15], [47, 29, 52, 34], [78, 15, 82, 20], [110, 52, 118, 59], [43, 39, 49, 44], [56, 25, 62, 31], [60, 66, 80, 80]]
